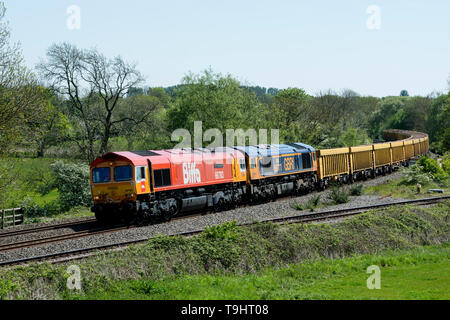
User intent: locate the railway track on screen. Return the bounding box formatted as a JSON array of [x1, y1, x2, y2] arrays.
[[0, 211, 207, 253], [0, 195, 448, 267], [0, 218, 98, 239], [0, 223, 135, 252]]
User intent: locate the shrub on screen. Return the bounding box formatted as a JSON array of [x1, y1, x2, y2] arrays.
[[129, 280, 162, 295], [441, 153, 450, 175], [416, 154, 448, 182], [292, 203, 305, 211], [305, 195, 321, 211], [19, 159, 56, 195], [202, 221, 238, 241], [308, 195, 321, 207], [349, 184, 363, 196], [0, 278, 17, 300], [328, 185, 349, 204], [21, 197, 61, 217], [50, 161, 92, 211], [400, 165, 433, 186], [401, 154, 449, 186]]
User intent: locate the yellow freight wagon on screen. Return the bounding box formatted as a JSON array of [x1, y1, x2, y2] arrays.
[[412, 139, 421, 156], [404, 140, 414, 159], [390, 140, 405, 163], [373, 143, 391, 167], [349, 145, 373, 174], [316, 147, 350, 181], [412, 139, 420, 156], [420, 137, 429, 155]]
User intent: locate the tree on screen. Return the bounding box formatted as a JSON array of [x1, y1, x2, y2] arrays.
[[147, 87, 171, 107], [38, 42, 146, 162], [114, 94, 167, 149], [0, 3, 47, 153], [441, 93, 450, 152], [269, 88, 311, 143], [400, 90, 409, 96], [30, 91, 69, 157], [167, 69, 263, 147]]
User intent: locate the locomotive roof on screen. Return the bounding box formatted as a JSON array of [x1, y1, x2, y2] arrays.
[[90, 147, 245, 167], [233, 143, 314, 157]]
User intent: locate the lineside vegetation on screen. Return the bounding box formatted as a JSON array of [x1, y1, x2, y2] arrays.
[[0, 202, 448, 299]]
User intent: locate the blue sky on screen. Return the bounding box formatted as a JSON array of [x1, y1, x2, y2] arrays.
[[4, 0, 450, 97]]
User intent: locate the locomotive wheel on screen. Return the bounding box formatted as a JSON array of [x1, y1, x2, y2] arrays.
[[214, 198, 225, 212], [161, 211, 172, 222], [95, 210, 108, 224], [163, 205, 178, 222]]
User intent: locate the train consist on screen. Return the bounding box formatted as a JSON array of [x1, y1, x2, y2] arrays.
[[89, 129, 429, 222]]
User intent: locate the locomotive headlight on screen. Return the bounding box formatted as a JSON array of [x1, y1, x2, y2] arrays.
[[94, 196, 100, 200]]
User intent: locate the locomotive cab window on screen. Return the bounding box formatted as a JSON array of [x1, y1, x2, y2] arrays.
[[239, 159, 246, 171], [93, 167, 111, 183], [135, 166, 146, 181], [214, 163, 224, 169], [302, 153, 312, 169], [250, 158, 256, 169], [114, 165, 132, 181], [260, 157, 272, 168], [154, 169, 171, 187]]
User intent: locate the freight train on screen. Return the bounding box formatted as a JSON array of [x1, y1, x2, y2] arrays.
[[89, 129, 429, 223]]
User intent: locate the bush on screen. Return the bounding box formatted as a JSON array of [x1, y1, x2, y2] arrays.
[[50, 161, 92, 211], [20, 197, 61, 217], [308, 195, 321, 207], [349, 184, 363, 196], [400, 165, 433, 186], [306, 195, 321, 211], [401, 155, 448, 186], [19, 158, 56, 195], [202, 221, 238, 241], [417, 155, 444, 176], [328, 185, 349, 204], [292, 203, 305, 211], [442, 153, 450, 175]]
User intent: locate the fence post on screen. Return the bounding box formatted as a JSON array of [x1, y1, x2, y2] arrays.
[[12, 208, 16, 226], [1, 209, 4, 229]]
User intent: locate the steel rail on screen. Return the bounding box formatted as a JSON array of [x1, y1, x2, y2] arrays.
[[0, 223, 134, 252], [0, 218, 98, 239]]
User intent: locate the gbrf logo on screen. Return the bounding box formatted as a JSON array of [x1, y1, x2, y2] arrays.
[[183, 162, 201, 184]]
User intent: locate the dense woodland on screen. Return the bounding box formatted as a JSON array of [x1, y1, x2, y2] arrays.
[[0, 2, 449, 210]]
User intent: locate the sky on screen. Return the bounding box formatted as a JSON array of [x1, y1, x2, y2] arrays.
[[3, 0, 450, 97]]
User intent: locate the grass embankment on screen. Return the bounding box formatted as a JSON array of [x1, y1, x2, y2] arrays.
[[0, 202, 448, 300], [80, 244, 450, 300], [364, 177, 450, 199]]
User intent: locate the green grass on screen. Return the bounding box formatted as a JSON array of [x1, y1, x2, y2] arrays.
[[25, 189, 59, 206], [364, 177, 450, 199], [24, 206, 93, 224], [75, 244, 450, 300]]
